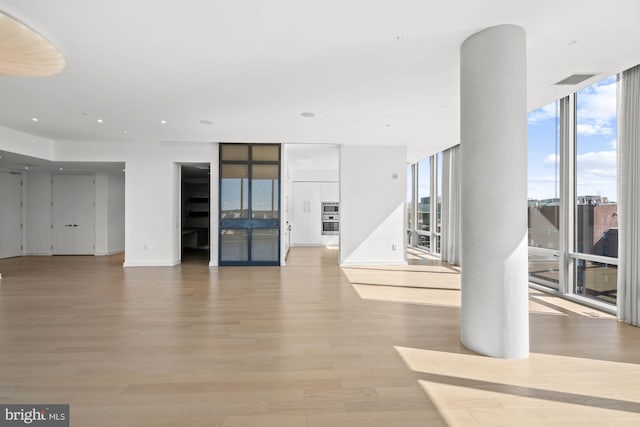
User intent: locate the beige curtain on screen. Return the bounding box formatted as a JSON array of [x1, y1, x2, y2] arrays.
[[441, 144, 461, 265], [617, 64, 640, 326]]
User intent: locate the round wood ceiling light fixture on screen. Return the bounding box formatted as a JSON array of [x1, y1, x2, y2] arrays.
[[0, 11, 65, 77]]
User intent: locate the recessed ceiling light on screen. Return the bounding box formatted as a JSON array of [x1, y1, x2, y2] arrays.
[[123, 130, 128, 134], [31, 117, 38, 122], [24, 166, 30, 170], [59, 167, 63, 171], [161, 120, 167, 124], [97, 118, 103, 123], [200, 120, 213, 125], [301, 112, 315, 118]]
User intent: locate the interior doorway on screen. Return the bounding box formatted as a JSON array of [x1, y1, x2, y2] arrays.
[[181, 164, 211, 265]]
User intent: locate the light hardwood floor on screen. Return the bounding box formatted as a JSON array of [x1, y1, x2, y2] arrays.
[[0, 247, 639, 426]]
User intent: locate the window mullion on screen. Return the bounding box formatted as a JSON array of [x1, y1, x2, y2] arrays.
[[559, 94, 576, 295]]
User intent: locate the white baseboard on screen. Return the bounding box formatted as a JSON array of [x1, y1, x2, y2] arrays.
[[208, 261, 218, 267], [123, 259, 181, 267], [96, 249, 124, 256], [22, 251, 53, 256]]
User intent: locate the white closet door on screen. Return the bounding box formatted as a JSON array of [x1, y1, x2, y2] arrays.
[[0, 172, 22, 259], [52, 175, 95, 255], [307, 183, 322, 243], [292, 182, 323, 245], [292, 182, 310, 245]]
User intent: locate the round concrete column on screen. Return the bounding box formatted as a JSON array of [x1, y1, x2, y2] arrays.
[[460, 24, 529, 359]]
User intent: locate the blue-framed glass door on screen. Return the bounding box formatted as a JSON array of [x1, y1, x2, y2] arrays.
[[219, 144, 280, 266]]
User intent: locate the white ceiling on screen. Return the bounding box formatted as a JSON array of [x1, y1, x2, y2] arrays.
[[1, 0, 640, 163]]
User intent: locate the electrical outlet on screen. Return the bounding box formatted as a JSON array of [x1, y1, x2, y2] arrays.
[[392, 244, 397, 251]]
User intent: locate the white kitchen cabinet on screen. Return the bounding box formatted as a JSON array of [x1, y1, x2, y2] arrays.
[[321, 182, 339, 202], [292, 182, 322, 245], [292, 181, 339, 246]]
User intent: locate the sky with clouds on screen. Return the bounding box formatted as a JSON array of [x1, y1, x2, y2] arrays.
[[528, 75, 617, 201]]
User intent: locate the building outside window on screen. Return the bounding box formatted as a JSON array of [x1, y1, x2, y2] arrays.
[[406, 153, 442, 257], [574, 76, 618, 304], [527, 100, 560, 287], [527, 75, 619, 308]]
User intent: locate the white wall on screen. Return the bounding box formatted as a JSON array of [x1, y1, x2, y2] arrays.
[[339, 145, 407, 266], [23, 172, 52, 256], [0, 171, 23, 259], [53, 140, 127, 161], [95, 172, 125, 256], [95, 173, 109, 255], [0, 126, 54, 160], [124, 141, 218, 267], [108, 173, 125, 254]]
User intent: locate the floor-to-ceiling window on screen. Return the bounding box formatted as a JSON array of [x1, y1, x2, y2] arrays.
[[416, 157, 431, 251], [527, 100, 561, 288], [406, 152, 442, 256], [573, 76, 618, 304], [219, 143, 281, 266], [406, 164, 415, 246], [527, 74, 619, 309]]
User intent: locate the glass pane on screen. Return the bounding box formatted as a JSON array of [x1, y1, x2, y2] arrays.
[[417, 232, 430, 250], [406, 164, 414, 246], [528, 251, 560, 288], [527, 100, 560, 250], [575, 76, 618, 257], [220, 164, 248, 218], [251, 229, 279, 262], [417, 157, 430, 236], [252, 164, 279, 219], [221, 144, 249, 161], [575, 260, 617, 304], [220, 229, 248, 261], [252, 145, 280, 161]]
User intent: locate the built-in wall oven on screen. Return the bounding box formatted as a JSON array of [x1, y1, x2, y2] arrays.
[[321, 202, 339, 235]]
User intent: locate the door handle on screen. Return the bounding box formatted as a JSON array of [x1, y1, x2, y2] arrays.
[[73, 224, 78, 227], [65, 224, 73, 227]]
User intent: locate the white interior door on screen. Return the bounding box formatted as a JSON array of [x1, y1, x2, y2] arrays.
[[52, 175, 95, 255], [0, 172, 22, 259]]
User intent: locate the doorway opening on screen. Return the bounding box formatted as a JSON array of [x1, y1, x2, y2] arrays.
[[181, 164, 211, 265]]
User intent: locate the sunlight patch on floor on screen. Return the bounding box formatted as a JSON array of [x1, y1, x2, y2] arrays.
[[344, 261, 614, 318], [395, 346, 640, 426], [352, 284, 461, 308]]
